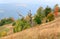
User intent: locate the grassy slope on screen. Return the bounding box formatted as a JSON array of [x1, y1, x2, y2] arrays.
[[0, 24, 13, 37], [0, 17, 60, 39]]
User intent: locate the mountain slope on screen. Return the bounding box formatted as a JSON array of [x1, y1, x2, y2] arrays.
[[0, 17, 60, 39]]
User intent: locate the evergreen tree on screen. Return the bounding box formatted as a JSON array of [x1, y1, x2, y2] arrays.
[[44, 6, 52, 17], [34, 7, 44, 24]]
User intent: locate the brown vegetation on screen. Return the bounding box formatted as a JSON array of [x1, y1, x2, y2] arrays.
[[0, 17, 60, 39]]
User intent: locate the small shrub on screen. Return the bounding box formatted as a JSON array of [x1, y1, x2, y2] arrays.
[[34, 16, 42, 24], [0, 31, 7, 37], [1, 31, 7, 37], [47, 13, 55, 22], [13, 19, 31, 33]]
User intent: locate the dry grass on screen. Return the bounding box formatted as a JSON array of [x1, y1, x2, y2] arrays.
[[0, 17, 60, 39]]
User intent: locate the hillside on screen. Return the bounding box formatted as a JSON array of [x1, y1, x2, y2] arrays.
[[0, 17, 60, 39]]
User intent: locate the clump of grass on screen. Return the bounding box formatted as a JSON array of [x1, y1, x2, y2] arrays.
[[0, 28, 9, 37], [0, 31, 7, 37]]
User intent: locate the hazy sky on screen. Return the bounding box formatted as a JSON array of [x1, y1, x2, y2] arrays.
[[0, 0, 60, 19], [0, 0, 60, 5], [0, 0, 60, 4], [0, 0, 60, 8]]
